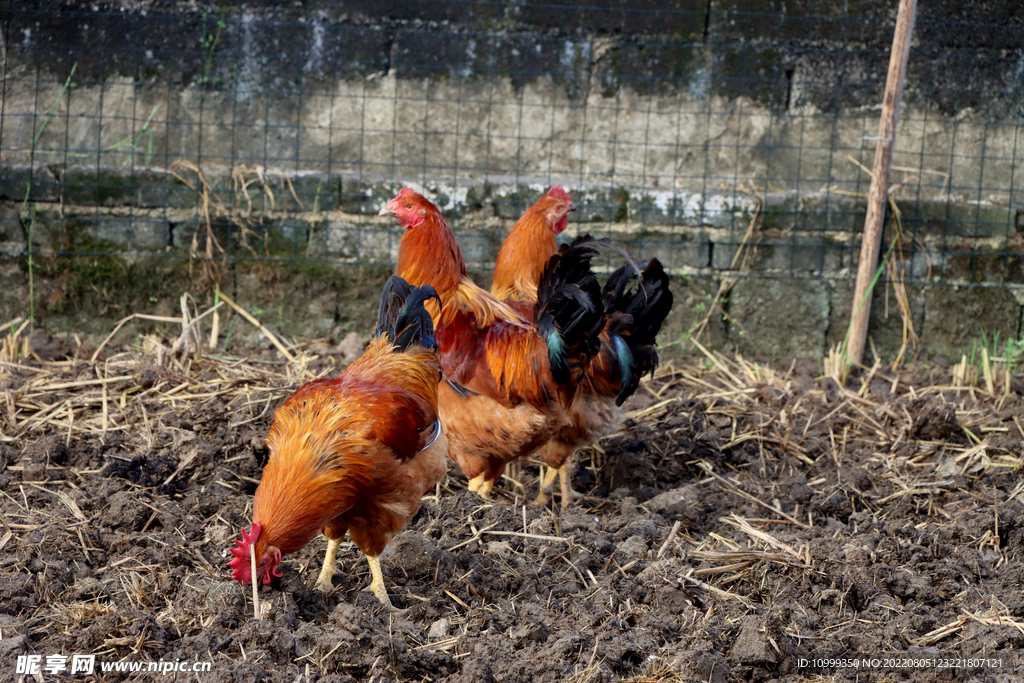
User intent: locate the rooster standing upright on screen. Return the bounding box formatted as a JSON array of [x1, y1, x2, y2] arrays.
[[228, 276, 447, 610], [492, 186, 674, 510], [380, 188, 605, 499]]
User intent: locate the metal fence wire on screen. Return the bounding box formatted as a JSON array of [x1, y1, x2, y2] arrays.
[[0, 1, 1022, 289]]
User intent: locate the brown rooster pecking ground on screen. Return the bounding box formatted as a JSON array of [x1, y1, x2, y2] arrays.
[[228, 275, 447, 610]]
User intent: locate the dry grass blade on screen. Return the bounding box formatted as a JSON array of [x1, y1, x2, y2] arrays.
[[721, 515, 812, 568], [679, 569, 756, 609], [690, 185, 763, 344], [876, 478, 954, 504], [444, 590, 470, 611], [28, 375, 134, 393], [696, 462, 810, 528], [823, 341, 851, 387], [688, 338, 743, 390], [690, 560, 754, 576], [446, 522, 499, 551], [91, 314, 183, 362], [167, 160, 230, 277], [0, 318, 32, 365], [626, 397, 682, 423], [657, 520, 682, 559], [232, 164, 304, 216], [483, 530, 568, 542], [162, 448, 201, 487], [911, 604, 1024, 647], [55, 489, 88, 522], [217, 291, 296, 363], [883, 194, 919, 368], [410, 636, 460, 652]]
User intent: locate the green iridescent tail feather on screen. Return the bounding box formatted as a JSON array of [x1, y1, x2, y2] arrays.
[[602, 258, 673, 405], [534, 236, 606, 385]]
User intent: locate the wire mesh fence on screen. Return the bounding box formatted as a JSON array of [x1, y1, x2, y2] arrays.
[[0, 1, 1022, 289]]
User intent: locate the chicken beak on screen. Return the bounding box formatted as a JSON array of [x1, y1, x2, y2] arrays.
[[569, 203, 577, 213], [378, 203, 395, 217]]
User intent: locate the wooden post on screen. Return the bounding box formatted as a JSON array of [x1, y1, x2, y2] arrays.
[[847, 0, 917, 366]]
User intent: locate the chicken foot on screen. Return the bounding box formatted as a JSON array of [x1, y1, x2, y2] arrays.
[[314, 535, 397, 610], [558, 464, 576, 514], [314, 536, 343, 592], [534, 465, 560, 507], [467, 474, 495, 499], [365, 554, 396, 611], [535, 462, 578, 513]]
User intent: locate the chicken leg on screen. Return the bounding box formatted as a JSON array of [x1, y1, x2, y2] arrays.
[[314, 536, 342, 593], [365, 554, 395, 610], [558, 463, 576, 514], [467, 473, 496, 499], [536, 447, 579, 512], [534, 465, 560, 507]]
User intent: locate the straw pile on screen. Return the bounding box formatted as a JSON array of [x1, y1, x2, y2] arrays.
[[0, 299, 1022, 682]]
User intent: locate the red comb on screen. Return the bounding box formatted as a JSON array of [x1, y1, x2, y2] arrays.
[[228, 522, 261, 584], [547, 186, 571, 202]]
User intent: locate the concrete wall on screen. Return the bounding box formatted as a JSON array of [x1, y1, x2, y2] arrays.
[[0, 0, 1021, 359]]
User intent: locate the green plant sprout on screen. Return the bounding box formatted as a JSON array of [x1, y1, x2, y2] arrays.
[[101, 104, 162, 166], [25, 202, 36, 326], [199, 12, 226, 88], [976, 329, 1024, 373], [311, 181, 324, 217], [221, 314, 237, 351], [22, 63, 78, 325], [31, 63, 77, 155]]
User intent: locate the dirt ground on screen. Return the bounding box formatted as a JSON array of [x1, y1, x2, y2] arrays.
[[1, 329, 1023, 682]]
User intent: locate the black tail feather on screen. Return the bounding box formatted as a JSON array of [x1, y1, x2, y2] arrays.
[[535, 236, 606, 385], [602, 258, 674, 405], [376, 275, 441, 353]]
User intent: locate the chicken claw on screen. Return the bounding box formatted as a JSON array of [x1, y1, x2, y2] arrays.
[[535, 463, 578, 513], [314, 537, 342, 593], [468, 473, 495, 497], [558, 464, 577, 514], [365, 555, 397, 611], [534, 465, 560, 507]]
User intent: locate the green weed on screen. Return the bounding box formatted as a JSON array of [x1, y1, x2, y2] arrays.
[[199, 12, 227, 88], [101, 104, 162, 166]]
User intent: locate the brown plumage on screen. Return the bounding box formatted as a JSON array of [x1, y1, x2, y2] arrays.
[[380, 187, 604, 498], [491, 186, 674, 511], [229, 277, 447, 609]]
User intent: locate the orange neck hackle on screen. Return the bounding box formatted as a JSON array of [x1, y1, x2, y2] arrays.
[[386, 188, 467, 305], [492, 186, 575, 303]]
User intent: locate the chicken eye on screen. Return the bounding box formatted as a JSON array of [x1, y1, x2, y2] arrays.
[[405, 204, 413, 210]]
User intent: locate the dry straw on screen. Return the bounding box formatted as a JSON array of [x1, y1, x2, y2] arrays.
[[1, 290, 1020, 664]]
